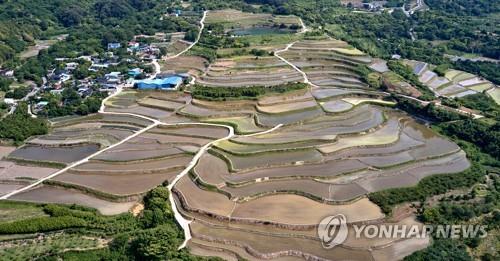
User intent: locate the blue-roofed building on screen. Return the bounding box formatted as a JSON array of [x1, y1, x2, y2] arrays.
[[108, 43, 122, 50], [135, 76, 183, 90], [128, 68, 142, 77]]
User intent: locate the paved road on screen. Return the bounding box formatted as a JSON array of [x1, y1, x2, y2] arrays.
[[148, 59, 161, 80]]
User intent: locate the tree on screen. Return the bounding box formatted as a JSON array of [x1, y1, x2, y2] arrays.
[[0, 103, 48, 144], [76, 104, 89, 115], [131, 226, 183, 260], [58, 7, 84, 27]]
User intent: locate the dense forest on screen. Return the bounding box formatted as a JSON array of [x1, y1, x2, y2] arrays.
[[0, 102, 49, 144], [426, 0, 500, 16], [0, 0, 200, 67]]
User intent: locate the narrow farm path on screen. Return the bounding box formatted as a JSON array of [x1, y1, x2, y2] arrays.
[[274, 42, 319, 88], [274, 38, 483, 119], [298, 17, 310, 34], [166, 10, 208, 60]]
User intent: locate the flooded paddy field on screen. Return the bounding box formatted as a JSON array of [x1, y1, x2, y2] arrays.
[[257, 100, 319, 114], [8, 144, 99, 164], [224, 159, 368, 184], [221, 179, 332, 200], [139, 132, 212, 146], [93, 146, 185, 162], [214, 139, 329, 155], [52, 114, 153, 128], [180, 103, 254, 118], [138, 97, 186, 111], [212, 148, 323, 171], [318, 117, 402, 154], [107, 105, 172, 119], [320, 100, 353, 113], [256, 107, 324, 126], [312, 87, 379, 100], [205, 116, 265, 134]]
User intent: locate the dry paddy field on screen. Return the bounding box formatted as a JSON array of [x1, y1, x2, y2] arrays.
[[160, 55, 208, 76], [205, 9, 301, 34], [105, 90, 191, 120]]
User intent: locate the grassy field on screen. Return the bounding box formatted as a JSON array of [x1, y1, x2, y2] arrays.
[[0, 201, 47, 223], [487, 88, 500, 105], [0, 233, 103, 260]]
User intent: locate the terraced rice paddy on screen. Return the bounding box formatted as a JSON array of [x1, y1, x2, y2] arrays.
[[175, 96, 469, 259], [205, 116, 265, 134], [206, 9, 301, 33], [8, 144, 99, 164], [198, 56, 303, 87], [1, 19, 478, 259], [402, 59, 496, 98], [5, 123, 231, 214], [279, 39, 372, 89], [105, 90, 190, 119]]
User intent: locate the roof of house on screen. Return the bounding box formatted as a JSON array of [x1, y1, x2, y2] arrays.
[[136, 76, 183, 88], [105, 72, 121, 78]]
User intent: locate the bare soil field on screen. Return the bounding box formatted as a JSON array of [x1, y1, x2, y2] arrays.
[[153, 125, 229, 139], [53, 168, 180, 196], [72, 155, 191, 173], [231, 195, 383, 225], [160, 56, 207, 75], [0, 161, 58, 181]]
